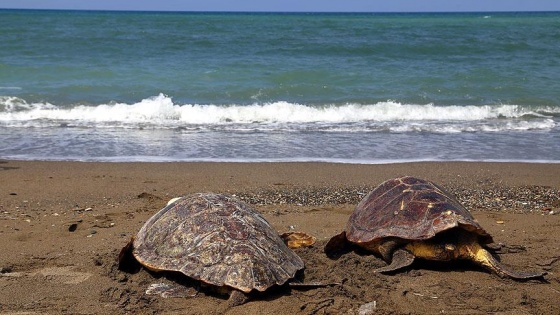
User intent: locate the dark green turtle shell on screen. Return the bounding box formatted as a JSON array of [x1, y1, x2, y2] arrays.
[[133, 193, 304, 293], [346, 176, 493, 244]]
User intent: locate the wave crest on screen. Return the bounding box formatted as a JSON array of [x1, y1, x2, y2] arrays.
[[0, 94, 557, 132]]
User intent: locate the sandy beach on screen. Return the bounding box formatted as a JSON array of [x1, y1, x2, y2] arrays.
[[1, 160, 559, 314]]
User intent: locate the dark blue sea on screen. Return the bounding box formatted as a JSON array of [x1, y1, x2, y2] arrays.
[[1, 10, 559, 163]]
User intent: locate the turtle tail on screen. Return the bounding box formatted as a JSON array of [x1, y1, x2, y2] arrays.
[[470, 244, 546, 280]]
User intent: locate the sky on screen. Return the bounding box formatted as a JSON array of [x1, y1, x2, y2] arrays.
[[1, 0, 560, 12]]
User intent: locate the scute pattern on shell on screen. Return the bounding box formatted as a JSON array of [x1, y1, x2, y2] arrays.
[[347, 176, 493, 243], [133, 193, 304, 293]]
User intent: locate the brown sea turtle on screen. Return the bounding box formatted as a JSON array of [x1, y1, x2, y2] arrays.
[[325, 176, 545, 280], [119, 193, 309, 307]]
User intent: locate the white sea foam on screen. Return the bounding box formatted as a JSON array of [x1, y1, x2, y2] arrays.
[[0, 94, 557, 132]]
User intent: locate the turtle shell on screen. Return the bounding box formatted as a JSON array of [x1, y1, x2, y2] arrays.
[[133, 193, 304, 293], [346, 176, 493, 244]]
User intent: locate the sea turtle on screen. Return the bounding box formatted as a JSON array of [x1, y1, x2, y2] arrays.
[[119, 193, 307, 307], [325, 176, 545, 280]]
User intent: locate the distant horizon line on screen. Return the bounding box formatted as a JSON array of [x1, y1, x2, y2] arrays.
[[1, 8, 559, 14]]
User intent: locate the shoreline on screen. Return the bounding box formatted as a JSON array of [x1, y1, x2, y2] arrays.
[[3, 157, 560, 164], [2, 159, 560, 185]]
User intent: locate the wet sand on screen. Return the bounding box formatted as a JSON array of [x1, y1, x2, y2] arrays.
[[1, 160, 559, 314]]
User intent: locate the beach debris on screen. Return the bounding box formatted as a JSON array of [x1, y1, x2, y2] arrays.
[[72, 206, 85, 212], [0, 266, 13, 274], [358, 301, 377, 315], [236, 186, 370, 206], [234, 184, 560, 215], [496, 220, 505, 224], [325, 176, 546, 280], [280, 231, 316, 248], [0, 211, 17, 220], [92, 214, 116, 228], [9, 192, 17, 195], [536, 257, 560, 268], [119, 193, 321, 308]]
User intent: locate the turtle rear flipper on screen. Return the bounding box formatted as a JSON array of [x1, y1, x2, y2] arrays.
[[471, 244, 546, 280], [146, 282, 198, 298], [374, 248, 415, 273]]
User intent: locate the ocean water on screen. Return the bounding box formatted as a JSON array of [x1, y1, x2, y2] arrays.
[[1, 10, 559, 163]]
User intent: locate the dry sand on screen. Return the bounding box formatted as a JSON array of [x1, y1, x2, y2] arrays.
[[0, 160, 559, 314]]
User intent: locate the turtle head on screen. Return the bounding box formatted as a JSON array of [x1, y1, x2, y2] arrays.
[[324, 231, 352, 259]]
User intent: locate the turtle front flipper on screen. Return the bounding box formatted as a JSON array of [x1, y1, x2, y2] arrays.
[[469, 243, 546, 280], [374, 248, 415, 273], [215, 290, 249, 314], [227, 290, 249, 307]]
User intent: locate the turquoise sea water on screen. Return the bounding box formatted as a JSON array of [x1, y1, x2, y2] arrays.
[[1, 10, 559, 162]]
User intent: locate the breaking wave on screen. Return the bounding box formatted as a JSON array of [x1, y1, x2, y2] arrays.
[[0, 94, 557, 132]]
